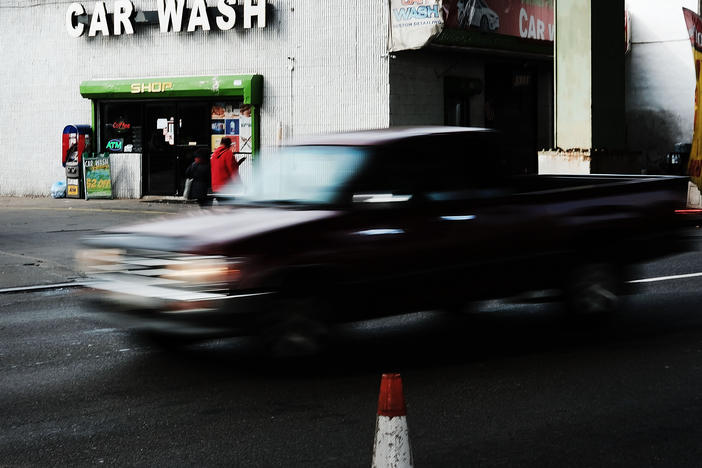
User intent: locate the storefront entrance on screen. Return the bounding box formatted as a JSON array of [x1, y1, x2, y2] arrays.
[[99, 98, 249, 196], [81, 75, 262, 198], [143, 101, 210, 195]]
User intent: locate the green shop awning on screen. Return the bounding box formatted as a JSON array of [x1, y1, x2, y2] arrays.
[[80, 74, 262, 105]]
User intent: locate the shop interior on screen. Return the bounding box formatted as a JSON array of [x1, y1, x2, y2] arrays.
[[99, 99, 251, 196]]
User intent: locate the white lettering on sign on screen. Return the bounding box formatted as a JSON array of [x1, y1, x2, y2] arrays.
[[88, 1, 110, 37], [243, 0, 266, 28], [113, 0, 135, 35], [68, 0, 267, 36], [519, 7, 551, 41], [216, 0, 237, 30], [157, 0, 185, 33], [187, 0, 211, 32], [66, 2, 86, 37]]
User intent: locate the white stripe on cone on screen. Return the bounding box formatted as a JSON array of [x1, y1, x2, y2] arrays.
[[372, 373, 414, 468], [372, 414, 413, 468]]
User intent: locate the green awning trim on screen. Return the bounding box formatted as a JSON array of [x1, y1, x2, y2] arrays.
[[80, 74, 263, 104]]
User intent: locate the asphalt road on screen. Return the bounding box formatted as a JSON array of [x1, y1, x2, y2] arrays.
[[3, 198, 702, 466]]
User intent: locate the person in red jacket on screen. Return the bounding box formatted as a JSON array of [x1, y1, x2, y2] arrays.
[[210, 137, 246, 193]]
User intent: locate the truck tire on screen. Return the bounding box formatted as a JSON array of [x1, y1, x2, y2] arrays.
[[133, 330, 200, 351], [480, 16, 489, 31], [565, 262, 623, 317], [260, 295, 330, 359]]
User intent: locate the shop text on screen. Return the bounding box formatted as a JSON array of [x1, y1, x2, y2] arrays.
[[130, 82, 173, 94], [66, 0, 267, 38]]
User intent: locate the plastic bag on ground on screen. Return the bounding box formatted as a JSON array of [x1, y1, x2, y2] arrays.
[[51, 181, 66, 199]]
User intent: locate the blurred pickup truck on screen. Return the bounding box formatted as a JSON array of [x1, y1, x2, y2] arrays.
[[79, 127, 694, 355]]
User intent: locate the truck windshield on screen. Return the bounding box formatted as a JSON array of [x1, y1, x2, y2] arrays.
[[221, 145, 369, 205]]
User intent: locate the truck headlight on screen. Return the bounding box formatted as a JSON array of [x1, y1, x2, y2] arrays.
[[75, 248, 125, 273], [161, 256, 243, 286]]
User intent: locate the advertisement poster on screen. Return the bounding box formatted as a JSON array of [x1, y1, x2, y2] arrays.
[[211, 102, 248, 152], [83, 156, 113, 199], [211, 135, 239, 153], [683, 7, 702, 190], [211, 120, 225, 134], [388, 0, 445, 52], [239, 105, 253, 153], [444, 0, 554, 42]]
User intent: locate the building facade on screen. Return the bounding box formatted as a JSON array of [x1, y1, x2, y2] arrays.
[[626, 0, 698, 172], [0, 0, 554, 198]]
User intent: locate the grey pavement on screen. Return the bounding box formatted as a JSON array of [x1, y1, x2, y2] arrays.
[[0, 196, 200, 290]]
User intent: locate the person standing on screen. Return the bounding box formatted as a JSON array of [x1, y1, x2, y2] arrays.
[[210, 137, 246, 194], [185, 148, 212, 207]]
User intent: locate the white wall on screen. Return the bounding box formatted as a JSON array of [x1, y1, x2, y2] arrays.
[[0, 0, 390, 196], [555, 0, 593, 149], [626, 0, 698, 170]]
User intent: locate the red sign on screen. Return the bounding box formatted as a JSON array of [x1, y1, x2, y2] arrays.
[[444, 0, 554, 42], [112, 121, 131, 131]]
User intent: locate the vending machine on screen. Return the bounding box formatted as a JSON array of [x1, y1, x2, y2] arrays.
[[62, 125, 92, 198]]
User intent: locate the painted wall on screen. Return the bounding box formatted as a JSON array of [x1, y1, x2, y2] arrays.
[[388, 49, 485, 127], [0, 0, 390, 196], [555, 0, 592, 149], [626, 0, 697, 171]]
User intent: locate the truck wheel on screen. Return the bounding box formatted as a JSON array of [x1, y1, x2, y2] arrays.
[[260, 296, 329, 359], [480, 16, 489, 31], [565, 263, 622, 317], [133, 330, 200, 351]]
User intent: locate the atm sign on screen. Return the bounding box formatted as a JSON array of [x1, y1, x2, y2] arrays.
[[106, 139, 123, 151]]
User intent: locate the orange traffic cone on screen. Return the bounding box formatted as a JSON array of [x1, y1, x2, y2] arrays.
[[372, 373, 414, 468]]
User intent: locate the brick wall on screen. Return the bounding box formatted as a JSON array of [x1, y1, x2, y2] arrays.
[[0, 0, 390, 196]]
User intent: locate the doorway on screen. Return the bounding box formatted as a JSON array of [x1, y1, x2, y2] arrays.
[[144, 101, 211, 196], [484, 61, 538, 175], [99, 99, 245, 196]]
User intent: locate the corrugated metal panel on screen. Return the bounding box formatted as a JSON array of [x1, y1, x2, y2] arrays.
[[0, 0, 390, 197], [110, 153, 142, 199]]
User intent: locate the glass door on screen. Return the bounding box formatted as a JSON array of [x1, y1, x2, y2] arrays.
[[145, 103, 178, 195], [175, 102, 211, 195]]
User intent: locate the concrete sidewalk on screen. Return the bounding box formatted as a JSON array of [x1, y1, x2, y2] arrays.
[[0, 196, 201, 291]]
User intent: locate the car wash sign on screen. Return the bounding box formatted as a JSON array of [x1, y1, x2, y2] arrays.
[[388, 0, 445, 52], [66, 0, 268, 38]]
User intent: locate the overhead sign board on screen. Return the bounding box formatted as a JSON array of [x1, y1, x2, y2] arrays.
[[66, 0, 268, 38], [388, 0, 445, 52]]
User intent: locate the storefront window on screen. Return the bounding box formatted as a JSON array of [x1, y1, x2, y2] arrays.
[[210, 101, 252, 153], [101, 102, 143, 153]]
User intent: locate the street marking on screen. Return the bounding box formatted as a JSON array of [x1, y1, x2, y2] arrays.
[[0, 281, 90, 294], [629, 272, 702, 284], [0, 206, 177, 215]]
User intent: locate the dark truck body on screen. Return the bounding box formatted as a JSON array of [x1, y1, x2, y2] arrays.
[[79, 127, 692, 351]]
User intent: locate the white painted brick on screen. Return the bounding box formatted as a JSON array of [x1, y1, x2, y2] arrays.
[[0, 0, 390, 196]]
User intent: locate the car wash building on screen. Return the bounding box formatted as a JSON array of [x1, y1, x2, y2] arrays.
[[0, 0, 553, 198]]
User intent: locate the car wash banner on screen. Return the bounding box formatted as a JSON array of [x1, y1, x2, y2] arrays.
[[683, 7, 702, 190], [444, 0, 553, 41], [83, 155, 113, 199], [388, 0, 445, 52]]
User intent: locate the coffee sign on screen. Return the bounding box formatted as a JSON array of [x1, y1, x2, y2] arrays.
[[66, 0, 267, 38]]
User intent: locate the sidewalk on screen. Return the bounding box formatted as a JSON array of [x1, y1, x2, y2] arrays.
[[0, 196, 200, 291]]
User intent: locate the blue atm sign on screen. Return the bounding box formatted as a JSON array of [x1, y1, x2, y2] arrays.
[[106, 139, 123, 151]]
